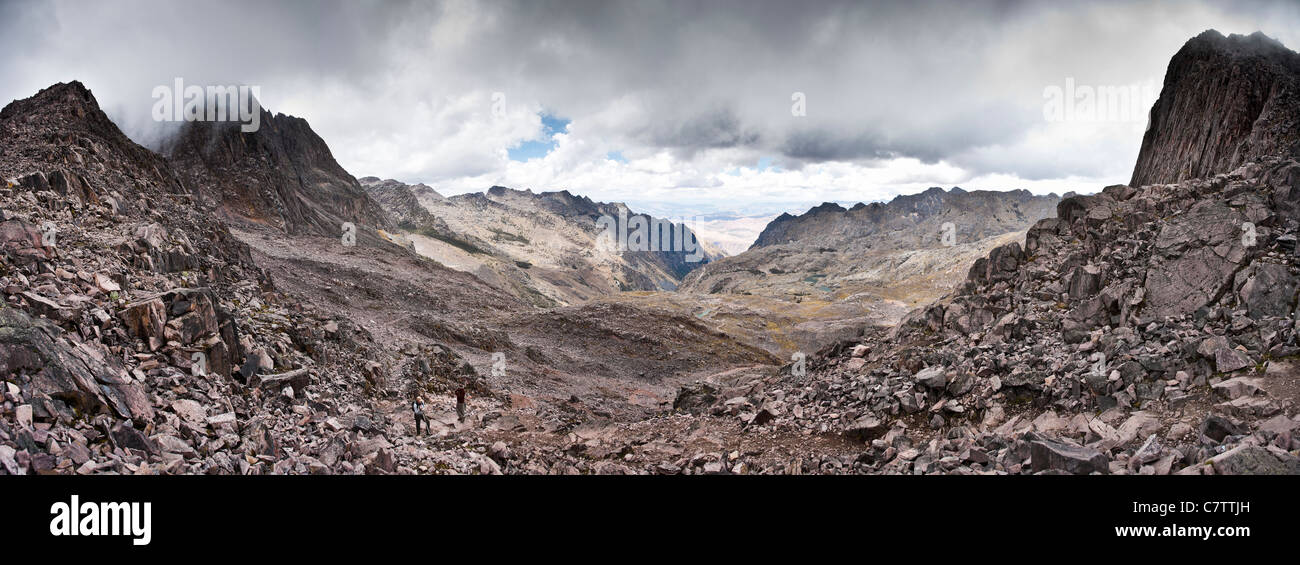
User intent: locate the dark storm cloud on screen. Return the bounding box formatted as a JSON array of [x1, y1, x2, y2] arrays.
[[637, 107, 762, 152], [781, 129, 895, 163]]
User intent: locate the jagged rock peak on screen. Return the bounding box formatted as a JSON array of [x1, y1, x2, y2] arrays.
[[359, 177, 444, 199], [1, 81, 154, 161], [165, 101, 390, 237], [1, 80, 99, 121], [1131, 30, 1300, 186], [0, 80, 188, 201]]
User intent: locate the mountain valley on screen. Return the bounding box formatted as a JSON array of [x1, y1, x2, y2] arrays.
[[1, 29, 1298, 476]]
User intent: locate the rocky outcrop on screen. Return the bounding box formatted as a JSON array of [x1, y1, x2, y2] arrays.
[[0, 81, 256, 273], [357, 177, 448, 232], [1131, 31, 1300, 187], [0, 308, 153, 422], [167, 105, 390, 238], [0, 82, 405, 476], [0, 81, 180, 205]]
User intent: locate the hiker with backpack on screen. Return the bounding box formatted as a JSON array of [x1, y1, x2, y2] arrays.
[[412, 394, 428, 436], [455, 386, 467, 423]]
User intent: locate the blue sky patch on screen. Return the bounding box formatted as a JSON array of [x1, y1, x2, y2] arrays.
[[508, 113, 570, 161]]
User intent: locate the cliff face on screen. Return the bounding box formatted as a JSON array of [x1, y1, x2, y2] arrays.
[[1130, 30, 1300, 187], [167, 106, 389, 237]]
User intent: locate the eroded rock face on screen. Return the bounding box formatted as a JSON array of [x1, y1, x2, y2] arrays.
[[969, 242, 1024, 286], [167, 104, 391, 239], [1128, 32, 1300, 187], [1142, 200, 1249, 320], [0, 308, 152, 421], [358, 177, 724, 306], [1233, 261, 1297, 318], [1131, 31, 1300, 187]]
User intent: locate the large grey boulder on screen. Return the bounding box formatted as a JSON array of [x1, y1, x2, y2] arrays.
[[1210, 445, 1300, 475], [914, 365, 948, 390], [1030, 438, 1110, 474], [1143, 201, 1248, 320], [1233, 261, 1297, 318], [1197, 335, 1254, 373], [0, 308, 153, 422]]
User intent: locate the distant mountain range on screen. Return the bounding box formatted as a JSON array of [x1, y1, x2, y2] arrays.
[[684, 186, 1058, 301], [359, 177, 725, 306]]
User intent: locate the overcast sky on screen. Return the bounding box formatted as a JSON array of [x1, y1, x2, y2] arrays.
[[3, 0, 1299, 223]]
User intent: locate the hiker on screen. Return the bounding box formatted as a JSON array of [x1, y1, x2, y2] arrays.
[[412, 394, 428, 436], [455, 386, 467, 423]]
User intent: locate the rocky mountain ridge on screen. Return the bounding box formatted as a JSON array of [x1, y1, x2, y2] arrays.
[[674, 187, 1059, 353], [359, 176, 724, 306], [1132, 30, 1300, 187], [750, 186, 1057, 251], [166, 102, 390, 239]]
